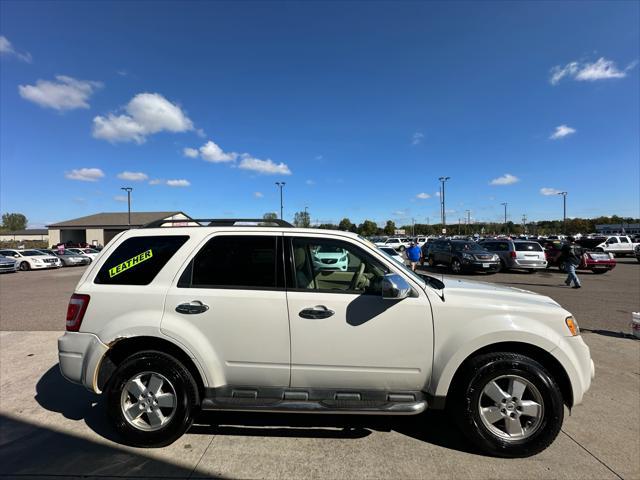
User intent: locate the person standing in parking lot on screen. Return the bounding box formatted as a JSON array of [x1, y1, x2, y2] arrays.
[[558, 243, 581, 289], [406, 242, 422, 271]]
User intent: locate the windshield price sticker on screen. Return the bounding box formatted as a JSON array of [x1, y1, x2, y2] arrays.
[[109, 249, 153, 278]]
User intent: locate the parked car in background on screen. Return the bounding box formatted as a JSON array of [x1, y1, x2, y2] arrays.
[[378, 246, 405, 265], [426, 239, 500, 274], [67, 247, 101, 262], [53, 250, 92, 267], [544, 241, 616, 274], [0, 254, 18, 273], [635, 244, 640, 263], [592, 236, 639, 256], [0, 249, 62, 270], [311, 244, 349, 271], [374, 237, 410, 251], [478, 239, 547, 272]]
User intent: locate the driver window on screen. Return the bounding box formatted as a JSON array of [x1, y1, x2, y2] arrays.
[[607, 238, 618, 244], [291, 238, 388, 294]]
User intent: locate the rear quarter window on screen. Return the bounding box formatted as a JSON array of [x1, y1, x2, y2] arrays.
[[95, 235, 189, 285]]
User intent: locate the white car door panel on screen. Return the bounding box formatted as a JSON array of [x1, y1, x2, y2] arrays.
[[286, 234, 433, 391]]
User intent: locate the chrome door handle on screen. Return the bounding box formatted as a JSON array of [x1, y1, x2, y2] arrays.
[[176, 300, 209, 315], [299, 305, 334, 319]]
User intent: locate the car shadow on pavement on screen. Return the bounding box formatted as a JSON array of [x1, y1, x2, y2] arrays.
[[35, 364, 478, 455], [0, 413, 223, 478]]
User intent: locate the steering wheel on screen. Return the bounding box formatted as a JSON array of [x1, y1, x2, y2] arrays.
[[349, 262, 366, 291]]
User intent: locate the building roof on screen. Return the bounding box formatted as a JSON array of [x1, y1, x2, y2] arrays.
[[0, 229, 48, 235], [47, 212, 186, 229]]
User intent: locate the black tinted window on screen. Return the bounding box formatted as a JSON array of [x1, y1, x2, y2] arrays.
[[184, 236, 280, 289], [95, 236, 188, 285], [514, 242, 543, 252]]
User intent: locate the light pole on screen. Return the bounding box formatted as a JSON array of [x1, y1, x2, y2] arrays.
[[557, 191, 567, 234], [120, 187, 133, 227], [275, 182, 286, 220], [501, 202, 508, 235], [439, 176, 450, 234], [412, 218, 416, 237], [465, 209, 471, 235]]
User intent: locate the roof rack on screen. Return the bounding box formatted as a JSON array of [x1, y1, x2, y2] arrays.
[[142, 218, 294, 228]]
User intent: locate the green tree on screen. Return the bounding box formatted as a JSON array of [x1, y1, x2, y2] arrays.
[[383, 220, 396, 236], [357, 219, 378, 237], [338, 218, 354, 231], [293, 210, 311, 228], [262, 212, 278, 221], [1, 213, 28, 231]]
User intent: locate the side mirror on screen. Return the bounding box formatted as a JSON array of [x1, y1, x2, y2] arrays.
[[381, 273, 412, 300]]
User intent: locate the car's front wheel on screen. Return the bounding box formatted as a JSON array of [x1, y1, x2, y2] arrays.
[[19, 261, 30, 271], [451, 258, 462, 274], [450, 352, 563, 457], [106, 351, 199, 447]]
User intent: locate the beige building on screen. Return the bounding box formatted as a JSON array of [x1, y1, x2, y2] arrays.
[[0, 229, 49, 243], [47, 211, 191, 247]]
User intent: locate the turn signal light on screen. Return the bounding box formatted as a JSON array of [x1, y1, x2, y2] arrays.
[[565, 316, 579, 336], [66, 294, 90, 332]]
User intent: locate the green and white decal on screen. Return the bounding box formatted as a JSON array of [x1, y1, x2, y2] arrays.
[[109, 249, 153, 278]]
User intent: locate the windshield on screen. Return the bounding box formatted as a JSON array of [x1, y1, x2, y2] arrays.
[[317, 245, 345, 254], [21, 250, 44, 257], [452, 241, 485, 252]]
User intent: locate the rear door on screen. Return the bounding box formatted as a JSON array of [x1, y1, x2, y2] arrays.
[[285, 233, 433, 390], [161, 233, 291, 387]]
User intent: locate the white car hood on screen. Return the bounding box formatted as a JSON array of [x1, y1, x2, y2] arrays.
[[441, 277, 561, 308]]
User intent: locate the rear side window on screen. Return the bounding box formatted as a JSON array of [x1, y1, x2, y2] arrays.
[[95, 235, 189, 285], [180, 235, 282, 289], [515, 242, 543, 252]]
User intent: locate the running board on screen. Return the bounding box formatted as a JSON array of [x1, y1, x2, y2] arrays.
[[201, 398, 427, 415]]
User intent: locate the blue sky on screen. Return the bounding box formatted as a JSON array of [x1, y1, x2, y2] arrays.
[[1, 1, 638, 228]]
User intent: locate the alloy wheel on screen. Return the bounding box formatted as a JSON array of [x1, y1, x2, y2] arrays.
[[478, 374, 544, 441], [120, 371, 177, 432]]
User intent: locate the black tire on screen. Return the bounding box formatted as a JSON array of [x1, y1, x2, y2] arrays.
[[399, 246, 406, 252], [590, 269, 607, 274], [106, 350, 199, 447], [19, 261, 30, 271], [450, 258, 462, 274], [558, 263, 567, 273], [449, 352, 564, 458], [428, 255, 436, 267]]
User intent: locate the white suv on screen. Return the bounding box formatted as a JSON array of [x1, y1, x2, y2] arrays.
[[58, 219, 594, 457]]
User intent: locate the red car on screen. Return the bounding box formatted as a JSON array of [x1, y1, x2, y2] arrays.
[[543, 241, 616, 274]]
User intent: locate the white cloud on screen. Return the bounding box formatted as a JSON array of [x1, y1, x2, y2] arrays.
[[183, 147, 199, 158], [549, 124, 576, 140], [65, 167, 105, 182], [412, 132, 424, 145], [113, 195, 128, 202], [148, 178, 163, 185], [238, 154, 292, 175], [306, 179, 315, 185], [489, 173, 520, 186], [254, 191, 264, 198], [0, 35, 32, 63], [93, 92, 193, 143], [19, 75, 102, 111], [540, 187, 563, 196], [315, 155, 323, 161], [199, 140, 237, 163], [550, 57, 636, 85], [117, 171, 148, 181], [434, 191, 441, 197], [166, 179, 190, 187], [416, 192, 431, 199]]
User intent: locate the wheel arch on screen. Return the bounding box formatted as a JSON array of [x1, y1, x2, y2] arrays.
[[98, 336, 207, 403], [438, 341, 573, 410]]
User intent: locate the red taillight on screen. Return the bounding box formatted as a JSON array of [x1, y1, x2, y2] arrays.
[[510, 251, 517, 258], [66, 294, 90, 332]]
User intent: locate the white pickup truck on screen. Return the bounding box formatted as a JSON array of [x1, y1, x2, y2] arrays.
[[374, 237, 411, 251], [595, 236, 640, 256]]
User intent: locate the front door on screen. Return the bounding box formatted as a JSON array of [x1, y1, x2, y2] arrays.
[[161, 233, 290, 388], [285, 234, 433, 391]]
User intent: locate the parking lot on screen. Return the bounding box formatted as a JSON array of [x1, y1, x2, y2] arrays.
[[0, 262, 639, 479]]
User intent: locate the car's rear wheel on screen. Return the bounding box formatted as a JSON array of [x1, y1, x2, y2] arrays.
[[19, 261, 30, 271], [428, 256, 435, 267], [450, 352, 563, 457], [451, 259, 462, 274], [106, 351, 199, 447]]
